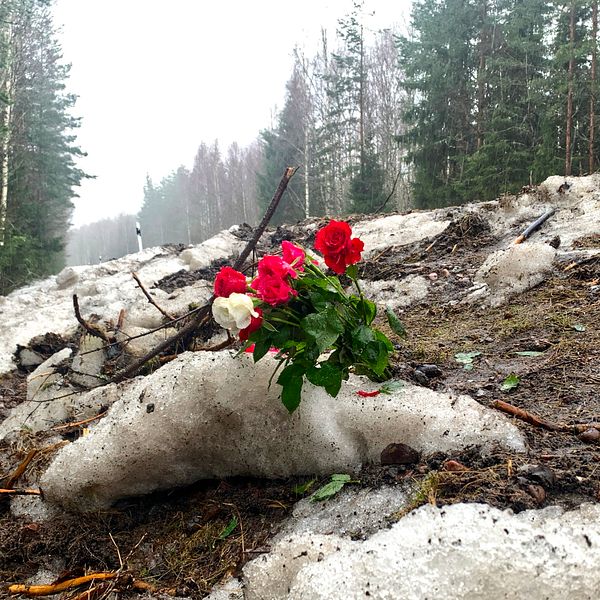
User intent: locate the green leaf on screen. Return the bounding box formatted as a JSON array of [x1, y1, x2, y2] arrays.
[[271, 324, 293, 349], [356, 297, 377, 325], [513, 351, 544, 357], [379, 380, 404, 394], [346, 264, 359, 279], [293, 479, 315, 495], [252, 338, 272, 362], [375, 329, 394, 352], [573, 324, 586, 332], [301, 276, 338, 293], [454, 351, 481, 369], [351, 325, 375, 352], [330, 474, 352, 482], [501, 373, 520, 392], [306, 362, 344, 397], [308, 289, 334, 311], [301, 308, 345, 353], [310, 474, 351, 502], [277, 363, 305, 413], [261, 320, 277, 332], [386, 307, 407, 338], [362, 340, 390, 376], [217, 516, 238, 540]]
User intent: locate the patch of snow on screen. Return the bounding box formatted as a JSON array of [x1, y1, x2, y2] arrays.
[[180, 229, 245, 270], [358, 275, 429, 311], [352, 212, 450, 257], [275, 485, 409, 540], [243, 503, 600, 600], [40, 351, 525, 511], [469, 243, 556, 306]]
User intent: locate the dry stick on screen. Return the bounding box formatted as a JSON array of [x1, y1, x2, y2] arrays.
[[52, 411, 107, 431], [72, 295, 110, 342], [2, 448, 38, 489], [0, 488, 42, 496], [492, 400, 600, 434], [116, 308, 126, 330], [374, 169, 402, 214], [513, 208, 556, 244], [131, 271, 175, 321], [110, 166, 298, 384], [8, 573, 117, 596], [492, 399, 560, 431]]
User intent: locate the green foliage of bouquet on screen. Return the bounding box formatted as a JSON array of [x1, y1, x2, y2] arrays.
[[211, 220, 396, 412]]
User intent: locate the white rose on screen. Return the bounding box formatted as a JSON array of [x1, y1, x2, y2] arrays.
[[212, 293, 259, 332]]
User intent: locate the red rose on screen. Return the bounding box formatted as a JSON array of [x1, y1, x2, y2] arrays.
[[281, 241, 305, 275], [214, 266, 247, 297], [257, 254, 296, 279], [239, 308, 263, 341], [314, 220, 364, 274], [251, 273, 296, 306]]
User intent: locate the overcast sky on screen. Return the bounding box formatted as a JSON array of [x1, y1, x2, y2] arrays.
[[52, 0, 411, 228]]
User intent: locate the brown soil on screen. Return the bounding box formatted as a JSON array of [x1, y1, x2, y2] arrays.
[[1, 207, 599, 599]]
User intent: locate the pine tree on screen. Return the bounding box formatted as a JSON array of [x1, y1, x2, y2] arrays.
[[0, 0, 86, 293], [398, 0, 479, 208], [257, 62, 313, 224]]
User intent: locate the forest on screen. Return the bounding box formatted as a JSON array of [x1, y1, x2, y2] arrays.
[[0, 0, 598, 289]]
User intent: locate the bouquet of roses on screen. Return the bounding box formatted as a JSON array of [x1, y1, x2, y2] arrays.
[[211, 220, 395, 412]]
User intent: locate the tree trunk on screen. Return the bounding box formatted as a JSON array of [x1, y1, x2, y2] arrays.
[[590, 1, 598, 173], [565, 1, 575, 177], [0, 22, 13, 247], [304, 127, 310, 218], [359, 24, 365, 166], [476, 1, 488, 150]]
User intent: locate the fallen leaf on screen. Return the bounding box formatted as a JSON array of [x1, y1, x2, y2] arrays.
[[454, 351, 481, 369], [310, 474, 351, 502], [501, 373, 520, 392]]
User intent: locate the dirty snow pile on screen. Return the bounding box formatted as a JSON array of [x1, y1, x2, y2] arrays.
[[1, 175, 600, 599]]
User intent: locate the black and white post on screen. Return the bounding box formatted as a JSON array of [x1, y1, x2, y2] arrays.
[[136, 221, 143, 252]]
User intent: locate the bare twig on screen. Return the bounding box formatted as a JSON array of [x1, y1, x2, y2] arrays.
[[9, 573, 117, 596], [233, 166, 299, 269], [110, 167, 298, 384], [374, 169, 402, 213], [2, 449, 38, 489], [492, 399, 560, 430], [131, 271, 175, 321], [72, 295, 110, 342], [52, 411, 107, 431], [492, 400, 600, 434], [0, 488, 42, 496], [116, 308, 126, 330]]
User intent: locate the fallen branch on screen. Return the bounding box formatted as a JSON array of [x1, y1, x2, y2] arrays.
[[1, 449, 38, 489], [110, 167, 298, 384], [52, 411, 107, 431], [492, 400, 560, 431], [8, 573, 116, 596], [514, 208, 556, 244], [131, 271, 175, 321], [492, 400, 600, 434], [0, 488, 42, 496], [72, 295, 110, 342]]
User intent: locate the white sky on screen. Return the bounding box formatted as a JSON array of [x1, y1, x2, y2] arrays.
[[52, 0, 412, 228]]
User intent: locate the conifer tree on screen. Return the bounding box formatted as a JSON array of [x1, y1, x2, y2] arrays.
[[0, 0, 85, 293]]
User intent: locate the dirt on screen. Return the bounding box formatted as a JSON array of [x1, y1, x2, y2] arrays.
[[1, 205, 599, 598]]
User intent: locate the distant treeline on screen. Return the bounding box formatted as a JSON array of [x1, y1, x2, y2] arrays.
[[4, 2, 599, 283]]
